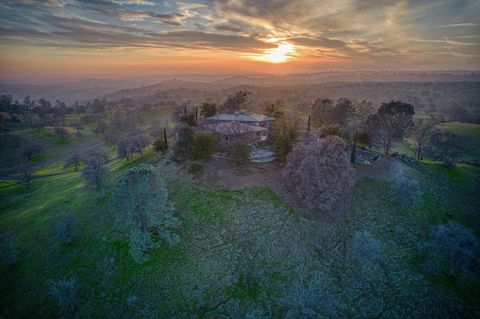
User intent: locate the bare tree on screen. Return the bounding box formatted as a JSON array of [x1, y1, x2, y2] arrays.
[[54, 127, 69, 139], [82, 156, 109, 190], [407, 117, 438, 160], [22, 142, 44, 161], [21, 164, 34, 189], [64, 152, 84, 172], [72, 122, 84, 137]]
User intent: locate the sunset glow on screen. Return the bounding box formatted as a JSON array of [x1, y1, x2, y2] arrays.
[[0, 0, 478, 79], [257, 42, 295, 63]]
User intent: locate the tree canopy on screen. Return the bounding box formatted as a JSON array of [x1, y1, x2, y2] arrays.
[[112, 165, 180, 263]]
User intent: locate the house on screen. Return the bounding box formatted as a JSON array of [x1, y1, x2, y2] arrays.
[[203, 111, 275, 148]]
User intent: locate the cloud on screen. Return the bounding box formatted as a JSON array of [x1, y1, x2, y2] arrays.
[[0, 0, 479, 69], [434, 23, 477, 28]]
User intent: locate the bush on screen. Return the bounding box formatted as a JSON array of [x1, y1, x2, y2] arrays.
[[188, 162, 204, 176], [419, 221, 480, 277], [350, 230, 383, 265], [227, 143, 250, 165], [153, 139, 168, 153], [285, 136, 355, 213], [191, 132, 216, 160], [51, 211, 75, 245], [49, 278, 78, 314], [390, 175, 422, 209]]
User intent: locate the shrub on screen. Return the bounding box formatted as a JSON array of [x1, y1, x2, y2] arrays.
[[188, 162, 204, 176], [285, 136, 355, 213], [191, 132, 216, 160], [419, 221, 480, 277], [112, 165, 180, 263], [227, 143, 250, 165], [390, 175, 422, 209], [153, 139, 168, 153], [49, 278, 78, 314], [350, 230, 383, 265], [51, 211, 75, 245]]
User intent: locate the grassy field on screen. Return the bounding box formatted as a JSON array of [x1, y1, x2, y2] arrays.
[[1, 146, 479, 317], [437, 121, 480, 159]]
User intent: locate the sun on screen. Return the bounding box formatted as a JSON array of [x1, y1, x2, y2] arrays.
[[257, 40, 295, 63]]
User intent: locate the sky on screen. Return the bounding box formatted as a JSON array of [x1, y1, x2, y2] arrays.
[[0, 0, 479, 80]]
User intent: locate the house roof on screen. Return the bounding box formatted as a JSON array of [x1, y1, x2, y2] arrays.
[[206, 111, 275, 122], [205, 121, 267, 135]]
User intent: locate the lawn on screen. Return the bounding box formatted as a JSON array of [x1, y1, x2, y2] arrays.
[[1, 152, 479, 317], [437, 121, 480, 159]]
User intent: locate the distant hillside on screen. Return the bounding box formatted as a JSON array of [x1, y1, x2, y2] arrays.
[[104, 71, 480, 101], [0, 79, 132, 104]]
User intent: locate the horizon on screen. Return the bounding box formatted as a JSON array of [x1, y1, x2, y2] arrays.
[[1, 0, 479, 81]]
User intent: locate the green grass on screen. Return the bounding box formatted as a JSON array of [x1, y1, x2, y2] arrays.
[[1, 152, 479, 317], [437, 121, 480, 159]]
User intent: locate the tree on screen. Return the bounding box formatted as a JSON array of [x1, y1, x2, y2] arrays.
[[21, 165, 34, 189], [94, 121, 109, 136], [407, 117, 437, 160], [285, 136, 355, 213], [72, 122, 84, 137], [227, 143, 250, 165], [130, 133, 150, 159], [200, 102, 217, 118], [221, 91, 250, 113], [180, 112, 196, 126], [265, 104, 284, 118], [172, 125, 194, 162], [357, 130, 372, 149], [22, 142, 44, 161], [54, 127, 69, 139], [82, 156, 109, 190], [117, 138, 134, 161], [366, 101, 415, 154], [270, 117, 298, 164], [64, 152, 84, 171], [351, 130, 357, 164], [191, 132, 217, 160], [354, 100, 376, 126], [112, 165, 180, 263], [423, 131, 465, 167], [311, 97, 355, 130]]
